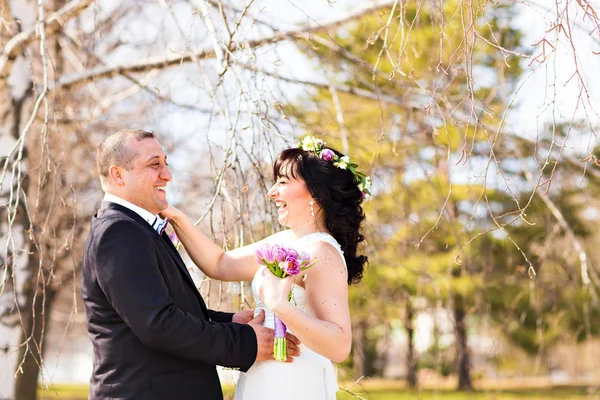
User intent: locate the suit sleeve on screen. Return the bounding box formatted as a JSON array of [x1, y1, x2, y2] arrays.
[[207, 310, 234, 323], [92, 220, 257, 371]]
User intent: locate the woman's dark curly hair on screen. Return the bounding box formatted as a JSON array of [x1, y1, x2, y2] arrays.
[[273, 147, 367, 284]]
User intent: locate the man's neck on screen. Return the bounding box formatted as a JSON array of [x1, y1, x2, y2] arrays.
[[104, 192, 158, 225]]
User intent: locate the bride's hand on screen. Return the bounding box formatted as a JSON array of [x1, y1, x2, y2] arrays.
[[159, 205, 185, 223], [258, 270, 295, 313]]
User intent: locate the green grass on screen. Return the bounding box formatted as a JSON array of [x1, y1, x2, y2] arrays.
[[37, 384, 237, 399], [38, 384, 89, 399], [38, 384, 598, 400], [336, 388, 597, 400]]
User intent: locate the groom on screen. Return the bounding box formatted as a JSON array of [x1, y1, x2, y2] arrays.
[[82, 130, 290, 400]]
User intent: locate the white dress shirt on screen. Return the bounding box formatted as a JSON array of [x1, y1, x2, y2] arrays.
[[103, 193, 166, 231]]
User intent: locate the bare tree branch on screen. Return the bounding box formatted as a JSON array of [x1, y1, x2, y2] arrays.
[[522, 166, 600, 298], [330, 84, 350, 154], [0, 0, 94, 82], [235, 62, 418, 108], [56, 1, 397, 89]]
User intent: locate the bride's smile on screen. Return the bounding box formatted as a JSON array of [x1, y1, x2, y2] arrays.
[[275, 200, 287, 213]]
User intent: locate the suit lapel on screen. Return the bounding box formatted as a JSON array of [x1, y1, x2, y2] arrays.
[[156, 232, 193, 285], [155, 234, 210, 318]]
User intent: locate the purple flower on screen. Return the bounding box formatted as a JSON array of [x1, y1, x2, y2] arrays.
[[255, 244, 316, 277], [298, 251, 311, 266], [282, 256, 300, 275], [321, 148, 335, 161], [256, 244, 276, 265], [287, 248, 298, 259], [255, 246, 265, 265], [273, 246, 288, 263]]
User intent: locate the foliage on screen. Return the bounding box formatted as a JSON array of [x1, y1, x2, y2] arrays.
[[287, 0, 600, 387]]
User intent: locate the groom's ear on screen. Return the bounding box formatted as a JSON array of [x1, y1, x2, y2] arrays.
[[108, 165, 125, 186]]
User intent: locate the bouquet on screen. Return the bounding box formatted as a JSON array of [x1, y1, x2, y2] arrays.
[[255, 244, 317, 361]]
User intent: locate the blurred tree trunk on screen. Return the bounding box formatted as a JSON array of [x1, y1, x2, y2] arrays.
[[14, 281, 56, 400], [454, 294, 473, 391], [0, 2, 32, 399], [405, 300, 418, 388], [6, 0, 68, 398], [352, 320, 367, 379]]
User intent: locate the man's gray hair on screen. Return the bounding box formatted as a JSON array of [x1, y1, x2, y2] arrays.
[[96, 129, 155, 183]]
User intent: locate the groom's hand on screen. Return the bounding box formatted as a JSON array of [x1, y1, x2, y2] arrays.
[[285, 333, 301, 360], [248, 310, 301, 362], [248, 310, 274, 361], [232, 309, 255, 324]]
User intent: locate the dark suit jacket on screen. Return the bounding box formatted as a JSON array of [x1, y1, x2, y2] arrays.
[[81, 202, 257, 400]]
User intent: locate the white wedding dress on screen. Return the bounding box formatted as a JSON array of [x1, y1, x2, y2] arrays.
[[234, 232, 345, 400]]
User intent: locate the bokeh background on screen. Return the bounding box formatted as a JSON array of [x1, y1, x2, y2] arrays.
[[1, 0, 600, 399]]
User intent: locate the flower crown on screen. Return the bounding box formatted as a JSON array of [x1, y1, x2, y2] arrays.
[[298, 135, 372, 197]]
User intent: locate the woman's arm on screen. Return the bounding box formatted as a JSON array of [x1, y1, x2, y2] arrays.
[[259, 242, 351, 362], [164, 206, 279, 282]]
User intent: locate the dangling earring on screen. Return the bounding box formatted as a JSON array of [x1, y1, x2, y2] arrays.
[[309, 200, 315, 217]]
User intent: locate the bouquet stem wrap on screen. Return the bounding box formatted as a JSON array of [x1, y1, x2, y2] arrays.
[[273, 315, 287, 362]]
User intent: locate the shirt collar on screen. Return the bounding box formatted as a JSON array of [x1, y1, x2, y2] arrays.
[[103, 193, 163, 229]]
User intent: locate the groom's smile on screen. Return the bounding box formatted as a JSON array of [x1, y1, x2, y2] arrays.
[[156, 184, 167, 194]]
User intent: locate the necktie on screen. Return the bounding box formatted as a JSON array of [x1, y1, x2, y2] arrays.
[[153, 216, 168, 235]]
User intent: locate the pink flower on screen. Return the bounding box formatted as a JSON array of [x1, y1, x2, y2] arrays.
[[287, 248, 298, 259], [282, 256, 300, 275], [256, 244, 275, 264], [321, 148, 335, 161], [254, 244, 316, 278], [298, 251, 311, 266], [273, 246, 288, 262]]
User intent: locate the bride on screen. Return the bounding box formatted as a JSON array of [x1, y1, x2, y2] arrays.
[[161, 136, 370, 399]]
